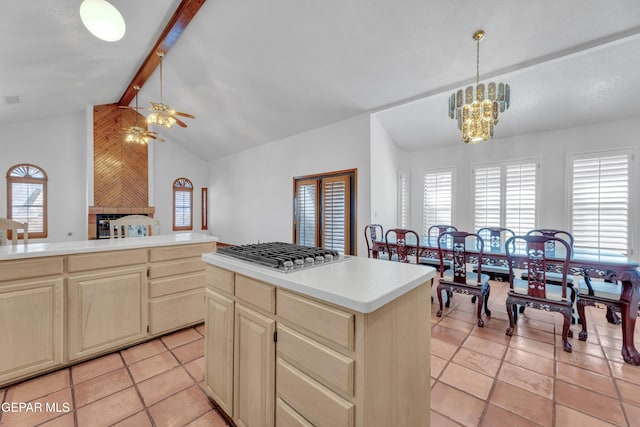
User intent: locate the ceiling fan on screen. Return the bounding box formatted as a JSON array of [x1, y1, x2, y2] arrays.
[[120, 86, 164, 143], [145, 51, 195, 128]]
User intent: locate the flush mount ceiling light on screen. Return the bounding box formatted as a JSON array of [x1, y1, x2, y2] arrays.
[[146, 51, 195, 129], [80, 0, 126, 42], [448, 30, 510, 144]]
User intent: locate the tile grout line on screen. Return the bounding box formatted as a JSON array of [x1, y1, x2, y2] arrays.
[[117, 350, 157, 427]]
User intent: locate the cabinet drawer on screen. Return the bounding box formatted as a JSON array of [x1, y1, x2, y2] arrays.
[[235, 275, 275, 313], [277, 358, 354, 427], [148, 258, 204, 279], [149, 289, 204, 334], [276, 398, 313, 427], [0, 257, 63, 282], [68, 249, 147, 272], [149, 243, 215, 262], [277, 325, 354, 396], [149, 271, 204, 298], [278, 291, 354, 350], [206, 266, 234, 295]]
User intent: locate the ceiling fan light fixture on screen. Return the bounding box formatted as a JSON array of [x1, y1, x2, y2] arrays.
[[448, 30, 510, 144], [80, 0, 126, 42], [146, 102, 178, 129]]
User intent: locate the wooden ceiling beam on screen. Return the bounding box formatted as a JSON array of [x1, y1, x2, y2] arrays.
[[118, 0, 206, 106]]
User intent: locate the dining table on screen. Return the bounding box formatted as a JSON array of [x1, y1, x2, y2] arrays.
[[373, 234, 640, 365]]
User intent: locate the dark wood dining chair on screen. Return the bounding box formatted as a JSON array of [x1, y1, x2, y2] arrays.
[[474, 227, 515, 281], [521, 229, 577, 321], [437, 231, 491, 327], [364, 224, 384, 258], [576, 276, 640, 342], [505, 234, 574, 352], [385, 228, 420, 263], [419, 224, 458, 270]]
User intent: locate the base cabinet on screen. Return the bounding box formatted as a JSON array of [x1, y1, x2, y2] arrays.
[[68, 266, 148, 360], [0, 277, 64, 385], [204, 265, 430, 427]]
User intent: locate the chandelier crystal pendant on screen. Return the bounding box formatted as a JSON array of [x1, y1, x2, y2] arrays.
[[448, 30, 510, 144], [146, 51, 195, 129]]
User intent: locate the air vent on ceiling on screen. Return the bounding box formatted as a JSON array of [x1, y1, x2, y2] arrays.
[[4, 96, 20, 105]]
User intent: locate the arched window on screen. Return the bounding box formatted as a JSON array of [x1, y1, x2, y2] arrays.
[[6, 164, 48, 238], [173, 177, 193, 231]]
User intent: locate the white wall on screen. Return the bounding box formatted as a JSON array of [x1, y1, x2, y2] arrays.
[[152, 139, 210, 236], [370, 115, 400, 228], [0, 113, 87, 242], [208, 114, 372, 256], [404, 117, 640, 258]]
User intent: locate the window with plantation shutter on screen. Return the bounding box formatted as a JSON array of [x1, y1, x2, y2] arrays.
[[293, 170, 355, 254], [423, 169, 453, 234], [474, 166, 501, 230], [570, 152, 631, 254], [473, 161, 538, 233], [173, 177, 193, 231], [295, 179, 319, 247], [6, 164, 48, 239], [398, 170, 410, 228], [505, 163, 537, 235]]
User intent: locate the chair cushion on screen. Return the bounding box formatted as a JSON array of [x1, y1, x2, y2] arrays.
[[442, 271, 490, 287], [521, 271, 574, 285], [512, 278, 567, 302], [577, 278, 621, 300]]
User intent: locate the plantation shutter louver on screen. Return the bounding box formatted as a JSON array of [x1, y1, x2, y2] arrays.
[[295, 179, 319, 247], [474, 166, 501, 230], [322, 175, 350, 254], [11, 182, 44, 233], [571, 154, 630, 254], [423, 170, 453, 234], [505, 163, 537, 235], [398, 170, 410, 228]]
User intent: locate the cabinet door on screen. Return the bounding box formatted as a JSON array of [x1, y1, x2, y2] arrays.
[[0, 278, 63, 385], [234, 304, 275, 427], [203, 289, 234, 415], [68, 266, 148, 360]]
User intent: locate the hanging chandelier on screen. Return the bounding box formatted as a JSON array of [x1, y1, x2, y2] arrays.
[[448, 30, 510, 144]]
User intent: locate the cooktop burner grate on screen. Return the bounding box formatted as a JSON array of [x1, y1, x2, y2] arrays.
[[216, 242, 343, 272]]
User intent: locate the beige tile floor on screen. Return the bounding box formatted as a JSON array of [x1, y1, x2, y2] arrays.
[[1, 280, 639, 426]]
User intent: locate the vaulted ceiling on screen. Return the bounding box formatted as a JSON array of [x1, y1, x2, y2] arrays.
[[2, 1, 640, 161]]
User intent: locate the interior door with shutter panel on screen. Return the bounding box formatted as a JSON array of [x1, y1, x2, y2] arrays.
[[294, 179, 319, 247], [322, 175, 350, 254]]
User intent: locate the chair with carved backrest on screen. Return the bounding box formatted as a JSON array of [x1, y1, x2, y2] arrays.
[[474, 227, 516, 281], [364, 223, 384, 258], [385, 228, 420, 264], [0, 218, 29, 246], [505, 234, 574, 352], [520, 229, 577, 321], [437, 231, 491, 327], [420, 224, 458, 270], [110, 215, 159, 238]]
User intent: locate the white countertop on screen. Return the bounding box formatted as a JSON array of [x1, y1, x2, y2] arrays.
[[0, 233, 218, 260], [202, 253, 436, 314]]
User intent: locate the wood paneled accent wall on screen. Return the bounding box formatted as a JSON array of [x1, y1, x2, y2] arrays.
[[93, 104, 149, 208]]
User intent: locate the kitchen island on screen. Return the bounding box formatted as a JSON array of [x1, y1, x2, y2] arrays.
[[202, 252, 435, 427], [0, 233, 217, 387]]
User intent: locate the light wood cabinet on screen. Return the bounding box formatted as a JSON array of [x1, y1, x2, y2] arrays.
[[68, 266, 148, 360], [203, 264, 431, 427], [0, 275, 64, 385], [203, 288, 234, 415], [148, 243, 215, 334], [234, 303, 275, 427]]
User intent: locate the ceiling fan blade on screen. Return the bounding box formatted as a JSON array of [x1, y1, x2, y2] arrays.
[[174, 117, 188, 128], [174, 111, 195, 119]]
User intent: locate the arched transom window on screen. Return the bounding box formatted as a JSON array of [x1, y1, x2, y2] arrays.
[[173, 177, 193, 231], [6, 164, 48, 238]]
